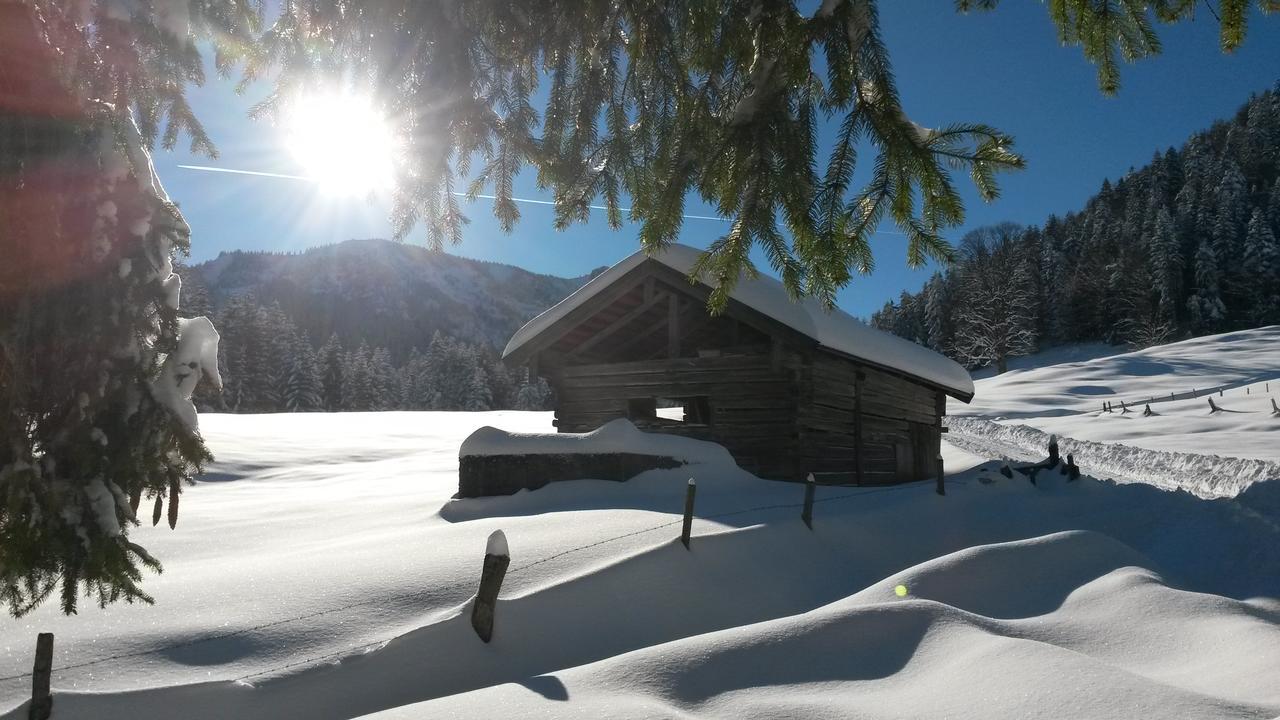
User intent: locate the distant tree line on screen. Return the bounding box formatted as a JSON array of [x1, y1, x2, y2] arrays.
[[873, 85, 1280, 372], [183, 292, 552, 413]]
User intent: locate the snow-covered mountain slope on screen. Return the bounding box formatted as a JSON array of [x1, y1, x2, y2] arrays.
[[948, 327, 1280, 494], [2, 412, 1277, 719], [188, 239, 591, 351]]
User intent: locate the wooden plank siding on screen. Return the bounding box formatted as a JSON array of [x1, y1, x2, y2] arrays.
[[552, 353, 802, 479], [795, 354, 946, 484]]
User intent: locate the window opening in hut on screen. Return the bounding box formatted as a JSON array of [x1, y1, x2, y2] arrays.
[[655, 396, 711, 424]]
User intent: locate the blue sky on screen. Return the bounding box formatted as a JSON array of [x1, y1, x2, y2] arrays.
[[155, 3, 1280, 318]]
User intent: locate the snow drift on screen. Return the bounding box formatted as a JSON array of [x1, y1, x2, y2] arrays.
[[2, 412, 1277, 720]]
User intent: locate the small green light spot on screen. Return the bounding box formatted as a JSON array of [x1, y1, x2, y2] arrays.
[[894, 584, 909, 598]]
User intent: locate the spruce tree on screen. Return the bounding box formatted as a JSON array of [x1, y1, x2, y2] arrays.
[[1187, 239, 1227, 333], [283, 334, 322, 412], [923, 273, 952, 353], [1243, 209, 1280, 325], [1269, 180, 1280, 236], [368, 347, 396, 411], [1149, 207, 1182, 323], [0, 1, 257, 616], [317, 334, 345, 412], [514, 369, 553, 411]]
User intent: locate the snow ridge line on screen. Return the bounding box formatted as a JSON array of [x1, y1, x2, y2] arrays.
[[946, 417, 1280, 498], [0, 479, 955, 686]]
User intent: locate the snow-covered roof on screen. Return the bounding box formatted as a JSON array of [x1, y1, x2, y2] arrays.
[[504, 244, 975, 400]]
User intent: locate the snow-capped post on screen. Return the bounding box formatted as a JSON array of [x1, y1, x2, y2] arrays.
[[1120, 401, 1131, 414], [1143, 404, 1154, 417], [1271, 398, 1279, 416], [681, 479, 697, 549], [30, 632, 53, 720], [1047, 435, 1059, 468], [802, 474, 816, 528], [1208, 397, 1220, 413], [470, 530, 510, 644], [934, 455, 945, 496]]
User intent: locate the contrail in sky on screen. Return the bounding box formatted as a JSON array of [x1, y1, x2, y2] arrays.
[[177, 164, 729, 222], [177, 163, 911, 236]]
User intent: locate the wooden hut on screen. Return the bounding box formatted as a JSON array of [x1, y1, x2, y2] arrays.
[[503, 244, 974, 484]]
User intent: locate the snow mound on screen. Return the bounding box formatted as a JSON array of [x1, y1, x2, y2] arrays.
[[503, 244, 974, 399], [360, 531, 1280, 720], [4, 412, 1277, 720], [459, 418, 733, 465]]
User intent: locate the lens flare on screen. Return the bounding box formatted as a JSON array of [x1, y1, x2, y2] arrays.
[[285, 93, 395, 195]]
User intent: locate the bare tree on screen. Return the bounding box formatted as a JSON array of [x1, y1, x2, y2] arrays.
[[949, 224, 1039, 373]]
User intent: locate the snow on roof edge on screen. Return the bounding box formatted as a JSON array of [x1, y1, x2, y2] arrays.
[[504, 244, 974, 399]]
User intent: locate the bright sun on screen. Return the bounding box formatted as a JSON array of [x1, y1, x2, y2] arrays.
[[286, 93, 395, 195]]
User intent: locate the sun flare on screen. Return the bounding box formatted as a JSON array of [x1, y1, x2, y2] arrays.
[[286, 93, 396, 195]]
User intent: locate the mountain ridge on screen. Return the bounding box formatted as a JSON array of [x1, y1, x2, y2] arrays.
[[183, 238, 595, 357]]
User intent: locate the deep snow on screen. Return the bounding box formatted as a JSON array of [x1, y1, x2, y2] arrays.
[[950, 327, 1280, 471], [1, 411, 1277, 719]]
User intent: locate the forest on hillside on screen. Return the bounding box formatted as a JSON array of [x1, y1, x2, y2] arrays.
[[873, 85, 1280, 372], [181, 289, 552, 414]]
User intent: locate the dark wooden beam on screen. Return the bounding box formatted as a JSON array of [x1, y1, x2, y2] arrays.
[[643, 262, 819, 354], [611, 315, 671, 359], [564, 291, 670, 362], [503, 269, 652, 366], [668, 294, 680, 358], [853, 370, 865, 487]]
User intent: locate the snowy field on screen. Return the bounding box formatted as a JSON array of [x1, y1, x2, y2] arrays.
[[2, 410, 1279, 719], [949, 326, 1280, 496]]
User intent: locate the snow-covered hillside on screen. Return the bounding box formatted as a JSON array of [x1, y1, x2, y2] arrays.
[[2, 412, 1277, 719], [188, 238, 590, 352], [949, 327, 1280, 496]]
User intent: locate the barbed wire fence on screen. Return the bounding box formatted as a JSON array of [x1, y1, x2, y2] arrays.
[[1, 477, 967, 690]]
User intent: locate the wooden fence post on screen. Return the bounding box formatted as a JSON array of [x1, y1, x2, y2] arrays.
[[1064, 454, 1080, 481], [470, 531, 510, 644], [1047, 434, 1060, 468], [1271, 398, 1279, 415], [801, 474, 816, 528], [935, 455, 945, 496], [30, 633, 52, 720], [1209, 397, 1220, 413], [681, 479, 696, 549]]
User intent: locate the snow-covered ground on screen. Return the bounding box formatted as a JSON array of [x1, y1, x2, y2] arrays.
[[949, 327, 1280, 495], [2, 411, 1278, 719]]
